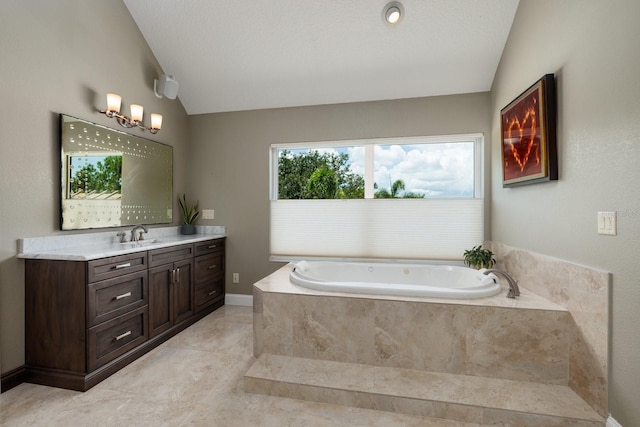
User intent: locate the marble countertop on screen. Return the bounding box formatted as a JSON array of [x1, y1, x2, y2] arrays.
[[18, 225, 226, 261]]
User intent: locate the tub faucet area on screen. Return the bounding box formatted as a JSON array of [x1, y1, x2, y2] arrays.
[[130, 225, 148, 242], [483, 269, 520, 298]]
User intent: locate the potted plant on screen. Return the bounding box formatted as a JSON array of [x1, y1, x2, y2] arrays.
[[178, 193, 200, 235], [463, 245, 496, 269]]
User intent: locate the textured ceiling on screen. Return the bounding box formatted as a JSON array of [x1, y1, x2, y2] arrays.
[[123, 0, 519, 115]]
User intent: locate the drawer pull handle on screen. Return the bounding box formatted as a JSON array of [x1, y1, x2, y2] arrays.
[[115, 262, 132, 269], [115, 292, 132, 300], [208, 245, 217, 249], [208, 265, 217, 270], [115, 330, 132, 341], [208, 290, 217, 296]]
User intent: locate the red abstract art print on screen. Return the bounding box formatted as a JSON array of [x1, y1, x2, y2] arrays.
[[500, 74, 557, 187]]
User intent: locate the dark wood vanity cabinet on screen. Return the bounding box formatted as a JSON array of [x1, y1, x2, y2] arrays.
[[24, 237, 225, 391], [86, 265, 149, 372], [194, 239, 225, 312], [148, 244, 195, 337]]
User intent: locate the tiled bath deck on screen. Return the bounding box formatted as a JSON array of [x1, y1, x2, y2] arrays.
[[1, 306, 490, 426], [250, 262, 607, 426]]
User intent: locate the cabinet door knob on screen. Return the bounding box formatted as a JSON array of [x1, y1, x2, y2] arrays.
[[115, 292, 132, 300], [115, 330, 132, 341]]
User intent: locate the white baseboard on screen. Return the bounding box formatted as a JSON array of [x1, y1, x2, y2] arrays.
[[225, 293, 253, 306], [607, 415, 623, 427]]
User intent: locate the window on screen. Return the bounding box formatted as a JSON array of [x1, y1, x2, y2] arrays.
[[270, 134, 484, 261]]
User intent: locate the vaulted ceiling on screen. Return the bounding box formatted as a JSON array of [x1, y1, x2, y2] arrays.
[[124, 0, 519, 115]]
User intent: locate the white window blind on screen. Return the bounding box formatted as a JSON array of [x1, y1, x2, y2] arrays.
[[270, 134, 484, 262], [270, 198, 483, 261]]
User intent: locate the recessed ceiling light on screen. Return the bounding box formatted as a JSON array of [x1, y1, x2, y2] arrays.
[[383, 1, 404, 25]]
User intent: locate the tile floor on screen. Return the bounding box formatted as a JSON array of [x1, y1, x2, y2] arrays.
[[1, 305, 488, 426]]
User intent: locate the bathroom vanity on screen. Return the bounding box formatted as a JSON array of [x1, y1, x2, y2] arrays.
[[21, 231, 225, 391]]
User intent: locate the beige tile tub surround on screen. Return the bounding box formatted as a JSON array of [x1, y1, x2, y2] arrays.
[[485, 241, 609, 417], [253, 265, 572, 380], [252, 255, 608, 421], [256, 290, 572, 384]]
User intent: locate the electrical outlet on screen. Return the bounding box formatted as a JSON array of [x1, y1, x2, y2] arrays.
[[202, 209, 214, 220], [232, 273, 239, 283]]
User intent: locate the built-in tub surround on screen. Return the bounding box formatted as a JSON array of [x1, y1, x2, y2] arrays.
[[18, 225, 225, 260], [485, 241, 609, 418], [251, 252, 609, 422], [254, 265, 571, 383]]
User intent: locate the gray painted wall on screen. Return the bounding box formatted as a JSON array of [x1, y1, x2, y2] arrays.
[[0, 1, 189, 376], [491, 0, 640, 424], [188, 93, 492, 295]]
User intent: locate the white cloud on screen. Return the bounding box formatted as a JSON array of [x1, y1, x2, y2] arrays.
[[373, 143, 474, 197]]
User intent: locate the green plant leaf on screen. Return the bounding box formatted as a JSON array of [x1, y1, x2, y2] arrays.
[[462, 244, 496, 269], [178, 193, 200, 225]]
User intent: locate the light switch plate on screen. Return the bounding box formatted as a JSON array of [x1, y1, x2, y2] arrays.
[[202, 209, 214, 220], [597, 211, 617, 235]]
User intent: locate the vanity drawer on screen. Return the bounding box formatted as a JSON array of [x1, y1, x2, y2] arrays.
[[88, 252, 148, 283], [194, 253, 224, 283], [88, 306, 148, 371], [87, 270, 148, 327], [194, 278, 224, 313], [148, 244, 194, 267], [194, 238, 225, 257]]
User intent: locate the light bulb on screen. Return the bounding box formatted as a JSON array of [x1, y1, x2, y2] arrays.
[[150, 114, 163, 130], [130, 104, 144, 123], [386, 7, 400, 23], [106, 93, 121, 114], [383, 2, 403, 25]]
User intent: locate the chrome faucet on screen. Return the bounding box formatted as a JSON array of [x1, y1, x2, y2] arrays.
[[483, 269, 520, 299], [130, 225, 148, 242]]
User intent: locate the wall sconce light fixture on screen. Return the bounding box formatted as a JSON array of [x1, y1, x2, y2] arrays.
[[100, 93, 162, 134]]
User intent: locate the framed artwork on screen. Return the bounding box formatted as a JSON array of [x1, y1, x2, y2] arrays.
[[500, 74, 557, 187]]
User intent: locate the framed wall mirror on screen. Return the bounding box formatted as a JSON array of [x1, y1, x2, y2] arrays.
[[60, 114, 173, 230]]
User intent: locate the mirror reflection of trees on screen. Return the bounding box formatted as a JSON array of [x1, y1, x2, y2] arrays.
[[70, 155, 122, 196], [61, 114, 174, 230]]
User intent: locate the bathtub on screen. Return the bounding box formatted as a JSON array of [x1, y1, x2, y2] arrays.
[[289, 260, 502, 299]]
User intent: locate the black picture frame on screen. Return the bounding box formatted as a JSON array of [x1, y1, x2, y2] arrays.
[[500, 74, 557, 187]]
